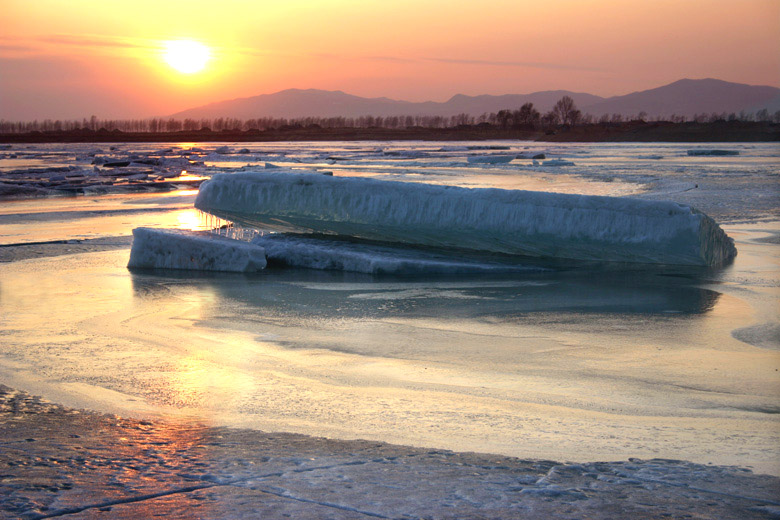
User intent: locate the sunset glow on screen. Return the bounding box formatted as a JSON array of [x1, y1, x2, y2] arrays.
[[0, 0, 777, 120], [163, 40, 210, 74]]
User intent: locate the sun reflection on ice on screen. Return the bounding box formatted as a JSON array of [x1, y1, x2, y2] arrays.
[[175, 209, 207, 231]]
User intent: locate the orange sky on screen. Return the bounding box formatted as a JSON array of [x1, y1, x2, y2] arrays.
[[1, 0, 778, 120]]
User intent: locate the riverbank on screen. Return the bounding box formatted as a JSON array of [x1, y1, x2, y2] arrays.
[[1, 120, 777, 143], [2, 384, 779, 520]]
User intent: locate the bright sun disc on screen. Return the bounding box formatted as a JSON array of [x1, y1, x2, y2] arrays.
[[163, 40, 210, 74]]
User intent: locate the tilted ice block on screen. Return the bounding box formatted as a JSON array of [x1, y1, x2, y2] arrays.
[[128, 227, 267, 272], [194, 171, 737, 266]]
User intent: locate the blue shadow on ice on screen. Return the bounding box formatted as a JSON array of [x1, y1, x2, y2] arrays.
[[128, 263, 721, 318]]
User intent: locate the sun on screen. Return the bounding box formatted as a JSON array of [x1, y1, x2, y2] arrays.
[[163, 40, 210, 74]]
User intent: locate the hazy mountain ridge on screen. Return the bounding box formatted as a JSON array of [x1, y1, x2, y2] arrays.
[[170, 79, 780, 120]]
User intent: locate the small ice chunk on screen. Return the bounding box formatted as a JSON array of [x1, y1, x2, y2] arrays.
[[103, 161, 131, 168], [467, 154, 515, 164], [687, 149, 739, 156], [128, 228, 267, 272], [516, 152, 546, 160], [543, 159, 575, 166], [215, 146, 231, 154]]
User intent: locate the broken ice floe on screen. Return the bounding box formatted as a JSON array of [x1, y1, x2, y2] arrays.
[[0, 148, 208, 198], [542, 159, 575, 166], [127, 228, 267, 272]]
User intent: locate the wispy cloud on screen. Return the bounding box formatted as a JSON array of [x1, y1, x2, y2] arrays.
[[0, 44, 36, 52], [312, 52, 602, 71], [20, 34, 603, 73], [426, 57, 603, 72], [37, 34, 157, 50]]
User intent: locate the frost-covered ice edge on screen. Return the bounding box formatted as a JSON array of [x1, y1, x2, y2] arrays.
[[192, 170, 736, 267], [128, 227, 266, 272]]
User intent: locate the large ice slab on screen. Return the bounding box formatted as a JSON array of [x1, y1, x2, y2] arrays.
[[128, 227, 267, 272], [195, 171, 737, 266]]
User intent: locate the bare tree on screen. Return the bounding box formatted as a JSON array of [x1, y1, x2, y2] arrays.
[[552, 96, 581, 126], [515, 102, 540, 126], [542, 110, 560, 127]]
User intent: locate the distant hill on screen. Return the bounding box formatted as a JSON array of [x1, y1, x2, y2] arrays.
[[582, 78, 780, 118], [170, 79, 780, 120], [170, 88, 603, 120]]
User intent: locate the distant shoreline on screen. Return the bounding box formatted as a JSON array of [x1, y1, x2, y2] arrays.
[[1, 120, 777, 143]]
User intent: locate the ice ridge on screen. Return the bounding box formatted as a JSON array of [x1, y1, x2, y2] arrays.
[[194, 171, 737, 266]]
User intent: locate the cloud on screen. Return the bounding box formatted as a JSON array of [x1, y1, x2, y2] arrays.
[[299, 51, 603, 71], [0, 44, 36, 52], [37, 34, 156, 50], [426, 57, 604, 72]]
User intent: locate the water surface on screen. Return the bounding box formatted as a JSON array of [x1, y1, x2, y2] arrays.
[[1, 141, 778, 474]]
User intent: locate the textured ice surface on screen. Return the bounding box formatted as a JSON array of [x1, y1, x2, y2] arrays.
[[252, 233, 545, 274], [128, 227, 266, 272], [195, 171, 737, 266], [4, 385, 779, 520]]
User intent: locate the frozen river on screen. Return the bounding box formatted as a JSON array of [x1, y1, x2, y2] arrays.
[[1, 141, 778, 475]]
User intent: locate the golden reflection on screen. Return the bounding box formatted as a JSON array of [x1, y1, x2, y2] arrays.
[[101, 416, 216, 518], [175, 209, 206, 231], [177, 172, 208, 181]]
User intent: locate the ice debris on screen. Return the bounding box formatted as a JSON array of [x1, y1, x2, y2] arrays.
[[127, 228, 267, 272], [195, 171, 737, 266]]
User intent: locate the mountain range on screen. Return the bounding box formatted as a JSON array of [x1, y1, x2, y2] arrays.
[[170, 79, 780, 120]]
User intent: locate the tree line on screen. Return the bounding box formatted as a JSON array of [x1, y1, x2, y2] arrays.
[[1, 96, 778, 134]]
